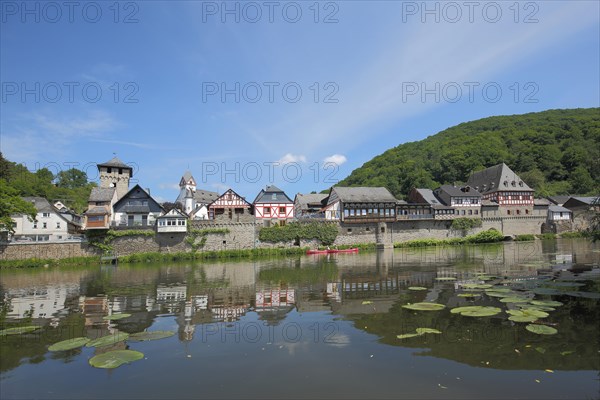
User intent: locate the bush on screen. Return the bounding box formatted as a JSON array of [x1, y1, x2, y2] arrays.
[[514, 234, 536, 241], [259, 222, 338, 245], [451, 218, 482, 231], [537, 233, 557, 240], [394, 228, 504, 248]]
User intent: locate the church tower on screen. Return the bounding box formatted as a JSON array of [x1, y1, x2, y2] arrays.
[[97, 156, 132, 200], [177, 171, 196, 214]]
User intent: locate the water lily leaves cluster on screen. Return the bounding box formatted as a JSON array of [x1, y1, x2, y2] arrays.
[[0, 325, 40, 336], [48, 337, 90, 351], [402, 302, 445, 311], [397, 328, 442, 339], [89, 350, 144, 369], [451, 306, 502, 317]]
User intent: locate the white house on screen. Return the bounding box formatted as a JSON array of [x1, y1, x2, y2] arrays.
[[112, 185, 165, 228], [157, 208, 188, 233], [252, 185, 294, 223], [548, 205, 572, 221], [175, 171, 219, 218], [11, 197, 77, 242]]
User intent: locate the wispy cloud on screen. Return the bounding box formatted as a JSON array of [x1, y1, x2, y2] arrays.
[[323, 154, 347, 166], [277, 153, 307, 164]]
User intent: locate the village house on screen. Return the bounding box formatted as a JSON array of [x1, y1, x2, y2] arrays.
[[175, 171, 219, 219], [293, 193, 328, 218], [433, 185, 482, 217], [10, 197, 79, 242], [252, 185, 294, 225], [207, 188, 254, 222], [156, 208, 188, 233], [84, 187, 118, 230], [406, 188, 455, 219], [323, 187, 397, 222], [112, 184, 164, 228], [563, 197, 599, 230], [466, 163, 535, 216]]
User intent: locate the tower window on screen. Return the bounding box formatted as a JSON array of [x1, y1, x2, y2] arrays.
[[107, 167, 112, 173], [118, 168, 123, 174]]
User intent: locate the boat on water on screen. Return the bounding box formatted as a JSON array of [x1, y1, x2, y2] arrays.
[[306, 248, 359, 255]]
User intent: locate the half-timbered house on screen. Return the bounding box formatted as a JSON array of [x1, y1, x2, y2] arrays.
[[253, 185, 294, 224], [207, 189, 254, 222], [323, 187, 397, 223]]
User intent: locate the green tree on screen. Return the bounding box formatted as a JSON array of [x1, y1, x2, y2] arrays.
[[570, 166, 595, 194], [0, 179, 37, 234], [56, 168, 88, 189]]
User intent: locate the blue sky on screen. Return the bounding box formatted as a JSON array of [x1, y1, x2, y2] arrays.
[[1, 0, 599, 203]]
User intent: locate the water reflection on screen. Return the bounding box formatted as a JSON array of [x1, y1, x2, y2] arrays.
[[1, 239, 599, 399]]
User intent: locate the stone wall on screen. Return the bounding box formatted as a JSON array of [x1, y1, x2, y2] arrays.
[[0, 242, 99, 261]]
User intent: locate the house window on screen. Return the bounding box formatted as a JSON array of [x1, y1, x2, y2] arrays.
[[468, 210, 472, 215], [347, 228, 352, 233], [272, 194, 277, 200], [264, 207, 271, 215], [42, 222, 47, 229], [516, 210, 521, 215], [107, 167, 112, 173], [350, 209, 355, 216], [279, 207, 286, 215], [362, 209, 367, 216], [525, 209, 529, 215], [56, 222, 61, 228], [461, 210, 466, 215], [142, 200, 148, 206], [118, 168, 123, 174], [42, 213, 50, 218], [507, 210, 511, 215], [475, 210, 479, 215], [344, 209, 349, 217]]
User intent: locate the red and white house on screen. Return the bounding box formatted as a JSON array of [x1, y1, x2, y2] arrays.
[[207, 188, 253, 222], [252, 185, 294, 221]]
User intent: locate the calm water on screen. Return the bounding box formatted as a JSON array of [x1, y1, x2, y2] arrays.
[[1, 239, 599, 399]]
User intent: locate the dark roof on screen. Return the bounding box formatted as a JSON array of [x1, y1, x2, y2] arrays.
[[85, 206, 110, 215], [120, 205, 151, 213], [547, 195, 571, 206], [253, 185, 293, 204], [466, 163, 532, 194], [570, 197, 598, 205], [330, 187, 397, 203], [481, 199, 499, 207], [549, 205, 572, 213], [22, 197, 54, 213], [413, 189, 443, 205], [193, 189, 219, 205], [533, 198, 551, 206], [97, 156, 132, 170], [113, 184, 165, 211], [89, 187, 116, 202], [437, 185, 482, 197], [294, 193, 328, 209]]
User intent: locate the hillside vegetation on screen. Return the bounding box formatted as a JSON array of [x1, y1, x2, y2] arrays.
[[339, 108, 600, 198]]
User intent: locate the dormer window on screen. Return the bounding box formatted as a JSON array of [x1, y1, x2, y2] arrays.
[[503, 181, 508, 186], [511, 181, 516, 187], [519, 181, 523, 187], [272, 193, 277, 200]]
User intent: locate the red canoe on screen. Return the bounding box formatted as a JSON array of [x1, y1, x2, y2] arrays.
[[306, 248, 359, 255]]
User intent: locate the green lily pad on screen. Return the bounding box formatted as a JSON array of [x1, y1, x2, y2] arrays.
[[86, 332, 129, 348], [361, 301, 373, 305], [435, 277, 456, 281], [487, 287, 513, 293], [408, 287, 428, 291], [508, 309, 549, 319], [48, 337, 90, 351], [402, 302, 445, 311], [462, 284, 492, 289], [485, 291, 516, 298], [499, 297, 530, 303], [476, 275, 495, 281], [452, 306, 501, 317], [0, 326, 40, 336], [129, 331, 175, 341], [103, 313, 132, 321], [416, 328, 442, 335], [530, 300, 563, 307], [396, 333, 421, 339], [458, 293, 478, 298], [89, 350, 144, 369], [560, 350, 574, 356], [519, 304, 555, 312], [566, 291, 600, 299], [509, 315, 538, 323], [526, 324, 558, 335], [532, 288, 561, 295], [547, 282, 585, 288]]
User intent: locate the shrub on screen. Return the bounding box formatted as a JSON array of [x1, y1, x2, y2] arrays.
[[259, 222, 338, 245]]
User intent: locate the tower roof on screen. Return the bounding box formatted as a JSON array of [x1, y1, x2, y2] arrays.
[[98, 156, 132, 171], [466, 163, 532, 194]]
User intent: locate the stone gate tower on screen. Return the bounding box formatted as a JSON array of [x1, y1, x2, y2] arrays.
[[97, 156, 132, 200]]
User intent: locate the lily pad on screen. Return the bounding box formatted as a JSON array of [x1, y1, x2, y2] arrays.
[[532, 288, 561, 295], [566, 291, 600, 299], [526, 324, 558, 335], [530, 300, 563, 307], [462, 284, 492, 289], [452, 306, 501, 317], [476, 275, 495, 281], [450, 306, 481, 314], [416, 328, 442, 335], [86, 332, 129, 348], [48, 337, 90, 351], [499, 297, 530, 303], [89, 350, 144, 369], [508, 309, 549, 319], [486, 287, 513, 293], [547, 282, 585, 288], [435, 277, 456, 281], [408, 287, 428, 291], [102, 313, 132, 321], [519, 304, 555, 312], [402, 302, 445, 311], [509, 315, 538, 323], [396, 333, 421, 339], [458, 293, 478, 298], [485, 291, 516, 298], [129, 331, 175, 341], [0, 326, 40, 336], [361, 301, 373, 305]]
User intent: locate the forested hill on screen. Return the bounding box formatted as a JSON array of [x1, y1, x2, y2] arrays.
[[338, 108, 600, 198]]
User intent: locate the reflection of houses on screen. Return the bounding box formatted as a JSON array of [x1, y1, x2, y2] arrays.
[[323, 187, 397, 222], [5, 285, 76, 319], [156, 285, 187, 313], [157, 208, 188, 233], [112, 185, 165, 228], [253, 185, 294, 224], [11, 197, 79, 242], [255, 288, 296, 325], [79, 296, 109, 325], [294, 193, 327, 218], [175, 171, 219, 218], [207, 189, 254, 222]]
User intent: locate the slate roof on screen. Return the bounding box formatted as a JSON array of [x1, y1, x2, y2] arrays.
[[413, 189, 443, 205], [22, 197, 54, 213], [466, 163, 532, 194], [85, 206, 110, 215], [533, 198, 551, 206], [547, 195, 571, 206], [549, 205, 572, 213], [182, 170, 194, 182], [330, 187, 397, 203], [437, 185, 482, 197], [253, 185, 293, 204], [193, 189, 219, 205], [295, 193, 328, 210], [97, 156, 132, 170], [569, 197, 598, 205], [89, 187, 116, 202]]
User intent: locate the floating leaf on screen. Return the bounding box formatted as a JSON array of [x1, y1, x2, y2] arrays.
[[532, 288, 561, 295], [361, 301, 373, 305], [566, 291, 600, 299], [519, 304, 555, 312], [103, 313, 132, 321], [535, 347, 546, 354], [485, 291, 516, 298], [48, 337, 90, 351], [89, 350, 144, 369], [458, 293, 477, 298], [129, 331, 175, 342], [397, 333, 421, 339], [560, 350, 574, 356], [402, 302, 445, 311], [435, 277, 456, 281], [0, 325, 40, 336], [86, 332, 129, 348], [462, 283, 492, 289], [547, 282, 585, 288], [509, 315, 538, 323], [508, 309, 549, 319], [545, 369, 554, 373], [530, 300, 563, 307], [526, 324, 558, 335], [499, 297, 530, 303], [408, 287, 427, 291], [451, 306, 481, 314], [452, 306, 501, 317], [486, 287, 513, 293], [416, 328, 442, 335], [477, 275, 495, 281]]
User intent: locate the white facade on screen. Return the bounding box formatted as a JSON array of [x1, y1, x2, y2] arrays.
[[190, 205, 209, 220], [157, 209, 188, 233], [11, 200, 72, 242], [254, 203, 294, 219], [324, 200, 341, 220]]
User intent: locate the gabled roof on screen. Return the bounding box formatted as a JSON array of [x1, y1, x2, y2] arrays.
[[158, 208, 188, 218], [329, 187, 397, 203], [97, 156, 132, 171], [294, 193, 328, 209], [180, 171, 196, 187], [113, 184, 165, 211], [549, 205, 572, 213], [437, 185, 482, 198], [21, 197, 73, 224], [208, 188, 251, 207], [466, 163, 532, 194], [413, 189, 443, 205], [570, 197, 598, 205], [89, 187, 116, 202], [546, 195, 571, 206], [193, 189, 219, 205], [253, 185, 293, 204]]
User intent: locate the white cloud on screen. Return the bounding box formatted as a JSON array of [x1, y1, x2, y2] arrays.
[[277, 153, 307, 164], [323, 154, 347, 166]]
